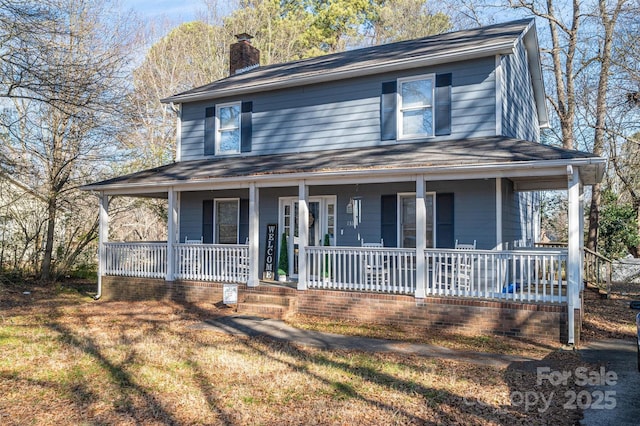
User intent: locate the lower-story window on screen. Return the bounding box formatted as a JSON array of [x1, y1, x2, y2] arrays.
[[215, 199, 239, 244]]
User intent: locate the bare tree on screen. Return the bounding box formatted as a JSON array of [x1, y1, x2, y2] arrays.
[[1, 0, 137, 281]]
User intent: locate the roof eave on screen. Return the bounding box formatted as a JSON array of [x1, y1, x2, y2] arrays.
[[82, 156, 606, 195], [160, 42, 517, 104], [521, 20, 549, 128]]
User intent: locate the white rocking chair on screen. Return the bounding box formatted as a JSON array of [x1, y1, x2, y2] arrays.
[[361, 239, 387, 289]]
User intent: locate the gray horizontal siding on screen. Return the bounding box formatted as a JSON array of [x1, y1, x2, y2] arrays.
[[178, 180, 497, 255], [179, 57, 498, 160], [426, 180, 496, 249], [501, 41, 539, 142]]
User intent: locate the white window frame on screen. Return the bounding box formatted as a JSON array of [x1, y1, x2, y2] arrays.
[[397, 192, 436, 248], [397, 74, 435, 140], [214, 198, 240, 244], [215, 102, 241, 155]]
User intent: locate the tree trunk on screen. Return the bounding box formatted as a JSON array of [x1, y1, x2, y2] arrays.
[[586, 183, 600, 251], [586, 0, 626, 252], [40, 196, 57, 282], [635, 200, 640, 258]]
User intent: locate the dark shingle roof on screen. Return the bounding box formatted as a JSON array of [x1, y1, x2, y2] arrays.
[[162, 19, 535, 103], [83, 137, 603, 191]]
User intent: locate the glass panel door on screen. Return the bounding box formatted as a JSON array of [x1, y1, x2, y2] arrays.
[[400, 195, 416, 248], [280, 196, 336, 278]]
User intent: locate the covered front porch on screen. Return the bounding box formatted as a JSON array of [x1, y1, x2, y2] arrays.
[[85, 139, 605, 344]]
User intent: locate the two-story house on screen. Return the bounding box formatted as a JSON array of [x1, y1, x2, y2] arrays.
[[84, 20, 605, 344]]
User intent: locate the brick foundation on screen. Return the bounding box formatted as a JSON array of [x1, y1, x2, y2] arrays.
[[297, 289, 568, 343], [100, 276, 230, 303], [100, 277, 568, 343]]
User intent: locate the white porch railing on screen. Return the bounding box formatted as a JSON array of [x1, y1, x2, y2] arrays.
[[306, 246, 567, 303], [104, 242, 248, 283], [174, 243, 249, 283], [425, 248, 567, 303], [104, 242, 167, 279], [104, 242, 566, 302], [306, 246, 416, 294]]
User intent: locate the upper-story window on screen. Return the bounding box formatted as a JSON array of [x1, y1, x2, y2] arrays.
[[398, 75, 435, 139], [216, 102, 241, 154]]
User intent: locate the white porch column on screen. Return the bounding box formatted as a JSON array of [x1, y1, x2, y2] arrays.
[[567, 166, 581, 344], [297, 181, 309, 290], [97, 192, 109, 298], [166, 188, 178, 281], [248, 183, 260, 287], [496, 178, 503, 250], [415, 176, 427, 298]]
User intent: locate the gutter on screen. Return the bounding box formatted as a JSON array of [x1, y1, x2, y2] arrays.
[[81, 156, 606, 195]]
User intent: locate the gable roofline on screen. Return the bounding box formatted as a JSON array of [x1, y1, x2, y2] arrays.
[[521, 20, 548, 128], [161, 19, 547, 127]]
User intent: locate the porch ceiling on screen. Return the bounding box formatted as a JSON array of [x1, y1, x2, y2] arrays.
[[82, 136, 605, 195]]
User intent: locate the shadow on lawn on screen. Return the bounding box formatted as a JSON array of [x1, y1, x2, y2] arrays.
[[38, 297, 240, 425], [2, 281, 575, 425], [46, 319, 185, 425], [176, 300, 545, 424]]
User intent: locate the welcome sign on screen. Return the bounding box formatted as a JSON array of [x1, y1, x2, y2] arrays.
[[263, 224, 277, 280]]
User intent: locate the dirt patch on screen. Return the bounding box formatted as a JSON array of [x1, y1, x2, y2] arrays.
[[582, 281, 640, 342]]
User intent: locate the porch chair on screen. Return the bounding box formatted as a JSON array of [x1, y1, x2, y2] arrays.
[[453, 240, 475, 291], [182, 236, 203, 277], [454, 239, 476, 250], [361, 239, 388, 289], [184, 236, 203, 244], [236, 238, 250, 279]]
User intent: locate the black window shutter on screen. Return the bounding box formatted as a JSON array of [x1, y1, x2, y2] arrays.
[[380, 195, 397, 247], [380, 82, 397, 141], [434, 73, 452, 136], [436, 193, 454, 248], [240, 101, 252, 153], [239, 199, 249, 244], [202, 200, 214, 244], [204, 107, 215, 155]]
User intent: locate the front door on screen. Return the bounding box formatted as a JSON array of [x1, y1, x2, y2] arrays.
[[279, 196, 336, 278]]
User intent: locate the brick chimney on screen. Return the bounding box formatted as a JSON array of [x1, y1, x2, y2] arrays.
[[230, 33, 260, 76]]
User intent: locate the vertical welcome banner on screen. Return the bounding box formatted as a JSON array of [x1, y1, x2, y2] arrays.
[[263, 224, 277, 280]]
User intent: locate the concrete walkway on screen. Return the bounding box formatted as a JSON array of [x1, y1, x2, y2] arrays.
[[579, 339, 640, 426], [191, 315, 536, 368]]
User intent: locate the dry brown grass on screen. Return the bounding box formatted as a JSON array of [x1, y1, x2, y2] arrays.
[[0, 280, 592, 425]]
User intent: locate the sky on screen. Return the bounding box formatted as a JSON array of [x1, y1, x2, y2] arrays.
[[121, 0, 208, 25]]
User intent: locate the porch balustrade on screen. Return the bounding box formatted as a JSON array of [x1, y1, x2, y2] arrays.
[[104, 242, 567, 303], [306, 246, 416, 294], [306, 247, 567, 303], [104, 242, 248, 283], [425, 249, 567, 303], [174, 243, 249, 282], [104, 242, 167, 279]]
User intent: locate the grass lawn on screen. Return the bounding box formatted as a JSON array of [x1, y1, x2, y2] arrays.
[[0, 279, 625, 425]]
